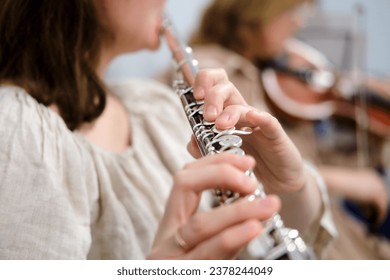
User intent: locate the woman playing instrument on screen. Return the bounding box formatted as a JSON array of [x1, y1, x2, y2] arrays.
[[167, 0, 390, 259], [0, 0, 331, 259]]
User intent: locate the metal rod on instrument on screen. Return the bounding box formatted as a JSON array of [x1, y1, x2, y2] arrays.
[[161, 18, 198, 87]]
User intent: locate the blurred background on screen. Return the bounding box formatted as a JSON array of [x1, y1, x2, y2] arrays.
[[105, 0, 390, 81]]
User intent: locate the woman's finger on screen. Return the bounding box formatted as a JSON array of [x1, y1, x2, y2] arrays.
[[183, 152, 255, 171], [213, 106, 285, 141], [245, 110, 285, 141], [159, 153, 259, 231], [193, 69, 247, 121], [193, 68, 229, 100], [178, 195, 280, 250], [186, 135, 202, 158], [173, 160, 257, 196], [184, 219, 264, 260]]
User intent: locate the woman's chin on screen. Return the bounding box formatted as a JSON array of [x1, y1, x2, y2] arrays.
[[147, 36, 162, 51]]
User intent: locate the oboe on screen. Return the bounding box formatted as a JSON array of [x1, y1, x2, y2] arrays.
[[161, 16, 315, 260]]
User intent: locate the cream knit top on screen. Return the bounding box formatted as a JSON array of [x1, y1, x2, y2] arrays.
[[0, 80, 192, 259]]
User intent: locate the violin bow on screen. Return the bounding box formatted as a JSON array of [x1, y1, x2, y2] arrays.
[[352, 3, 370, 168]]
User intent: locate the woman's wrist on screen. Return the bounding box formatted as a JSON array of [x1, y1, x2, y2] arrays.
[[278, 161, 325, 234]]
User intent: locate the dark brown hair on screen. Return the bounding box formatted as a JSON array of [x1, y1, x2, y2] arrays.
[[0, 0, 106, 130]]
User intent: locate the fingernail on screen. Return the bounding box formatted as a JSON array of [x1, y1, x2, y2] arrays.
[[205, 105, 217, 117], [257, 196, 276, 208], [242, 220, 260, 233], [195, 86, 205, 99], [241, 174, 256, 188]]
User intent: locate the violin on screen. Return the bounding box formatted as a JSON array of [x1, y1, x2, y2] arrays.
[[258, 39, 390, 138], [258, 39, 390, 238]]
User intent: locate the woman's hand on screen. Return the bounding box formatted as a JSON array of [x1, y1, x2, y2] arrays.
[[187, 68, 306, 195], [319, 166, 389, 223], [148, 153, 280, 259]]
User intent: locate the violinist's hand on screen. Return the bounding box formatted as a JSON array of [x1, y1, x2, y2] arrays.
[[187, 68, 306, 195], [319, 166, 389, 224], [148, 153, 280, 259]]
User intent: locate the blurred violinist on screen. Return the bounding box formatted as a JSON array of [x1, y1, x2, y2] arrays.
[[160, 0, 390, 259]]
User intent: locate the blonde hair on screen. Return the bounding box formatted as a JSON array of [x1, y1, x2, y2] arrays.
[[190, 0, 308, 54]]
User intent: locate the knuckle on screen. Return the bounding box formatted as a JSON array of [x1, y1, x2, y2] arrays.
[[173, 171, 190, 190], [234, 201, 250, 217], [188, 214, 207, 236], [217, 163, 235, 176], [266, 112, 278, 124], [197, 69, 207, 78], [217, 68, 228, 78], [213, 153, 233, 163], [205, 86, 217, 98], [226, 80, 236, 90], [218, 231, 235, 251], [182, 161, 193, 170]]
